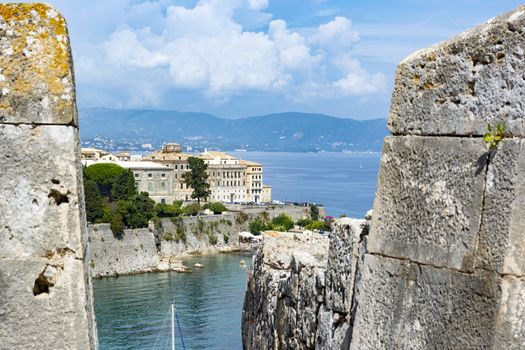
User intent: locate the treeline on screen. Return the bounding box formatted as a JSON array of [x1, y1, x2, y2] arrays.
[[83, 163, 156, 234], [83, 163, 229, 235]]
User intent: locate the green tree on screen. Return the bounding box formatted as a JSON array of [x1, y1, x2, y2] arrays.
[[182, 157, 211, 204], [84, 179, 104, 223], [111, 169, 137, 201], [84, 163, 129, 197], [310, 205, 320, 221], [117, 192, 156, 228]]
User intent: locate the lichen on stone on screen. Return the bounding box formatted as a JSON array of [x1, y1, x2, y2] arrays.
[[0, 3, 75, 125]]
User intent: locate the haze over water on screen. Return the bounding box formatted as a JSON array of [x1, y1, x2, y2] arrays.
[[232, 152, 381, 218]]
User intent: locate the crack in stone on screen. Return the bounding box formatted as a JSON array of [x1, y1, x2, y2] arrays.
[[367, 251, 476, 275]]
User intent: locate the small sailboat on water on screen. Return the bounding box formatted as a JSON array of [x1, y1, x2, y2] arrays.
[[153, 304, 186, 350]]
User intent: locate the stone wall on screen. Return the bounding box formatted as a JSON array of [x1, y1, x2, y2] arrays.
[[159, 207, 311, 257], [87, 224, 159, 278], [159, 214, 241, 257], [242, 231, 330, 349], [0, 4, 97, 349], [242, 219, 368, 350], [350, 6, 525, 349], [243, 4, 525, 349]]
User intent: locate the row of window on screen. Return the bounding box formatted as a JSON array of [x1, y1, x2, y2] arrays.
[[135, 181, 168, 192], [135, 173, 167, 178]]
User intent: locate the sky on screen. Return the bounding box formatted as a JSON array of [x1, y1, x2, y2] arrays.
[[23, 0, 525, 119]]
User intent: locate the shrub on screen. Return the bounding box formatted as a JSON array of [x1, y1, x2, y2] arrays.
[[155, 202, 183, 217], [202, 202, 228, 214], [110, 213, 125, 236], [236, 212, 249, 224], [271, 213, 294, 231], [305, 221, 331, 231], [310, 205, 320, 221], [208, 233, 218, 245], [296, 218, 313, 228], [183, 203, 201, 216], [223, 233, 230, 244], [175, 225, 187, 242], [249, 218, 266, 235], [484, 122, 509, 149]]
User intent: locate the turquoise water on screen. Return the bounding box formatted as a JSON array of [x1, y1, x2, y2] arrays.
[[93, 152, 382, 349], [93, 253, 253, 350]]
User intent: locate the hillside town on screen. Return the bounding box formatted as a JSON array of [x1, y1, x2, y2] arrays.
[[81, 143, 272, 205]]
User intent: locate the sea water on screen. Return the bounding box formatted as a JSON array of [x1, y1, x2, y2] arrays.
[[93, 152, 381, 349], [232, 151, 381, 218]]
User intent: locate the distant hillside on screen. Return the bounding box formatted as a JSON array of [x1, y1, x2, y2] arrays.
[[79, 107, 389, 152]]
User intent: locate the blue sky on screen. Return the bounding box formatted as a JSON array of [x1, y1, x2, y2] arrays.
[[35, 0, 525, 118]]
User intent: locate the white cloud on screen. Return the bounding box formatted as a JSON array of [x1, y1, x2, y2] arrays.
[[248, 0, 269, 11], [73, 0, 385, 107], [309, 16, 360, 52]]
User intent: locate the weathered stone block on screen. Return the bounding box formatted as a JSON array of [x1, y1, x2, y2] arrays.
[[350, 254, 500, 350], [242, 232, 329, 349], [0, 258, 95, 349], [315, 305, 351, 350], [0, 124, 84, 258], [474, 139, 525, 275], [389, 5, 525, 136], [0, 4, 77, 125], [325, 218, 365, 313], [493, 276, 525, 349], [368, 136, 487, 271]]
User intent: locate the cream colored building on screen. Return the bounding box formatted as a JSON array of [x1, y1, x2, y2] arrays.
[[262, 185, 272, 203], [201, 151, 247, 203], [84, 143, 272, 204], [143, 143, 193, 201], [81, 148, 118, 161], [82, 159, 176, 204], [241, 160, 264, 202]]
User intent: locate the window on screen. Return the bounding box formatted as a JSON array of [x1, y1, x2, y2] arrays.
[[161, 199, 166, 204], [148, 182, 153, 191], [134, 173, 139, 178], [161, 181, 166, 188], [135, 181, 139, 188], [161, 173, 166, 177], [175, 165, 178, 169], [148, 173, 152, 178]]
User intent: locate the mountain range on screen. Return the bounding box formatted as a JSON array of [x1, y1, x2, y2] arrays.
[[79, 107, 389, 152]]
